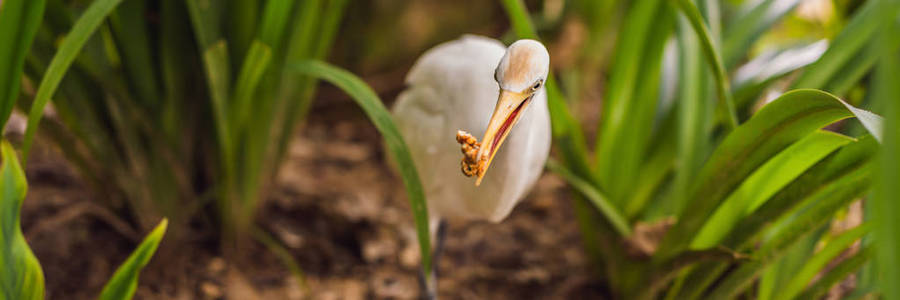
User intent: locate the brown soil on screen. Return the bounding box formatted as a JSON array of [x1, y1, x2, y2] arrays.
[[20, 87, 604, 299]]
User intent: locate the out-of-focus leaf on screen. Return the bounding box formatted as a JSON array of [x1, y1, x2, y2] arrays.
[[232, 41, 272, 133], [872, 19, 900, 300], [595, 0, 673, 204], [776, 224, 871, 300], [732, 41, 828, 107], [98, 219, 168, 300], [0, 141, 44, 300], [0, 0, 45, 128], [722, 0, 804, 68], [672, 0, 738, 130], [707, 157, 873, 298], [670, 12, 712, 218], [547, 160, 631, 236], [691, 130, 853, 249], [288, 60, 432, 285], [656, 89, 881, 260], [790, 0, 900, 92], [22, 0, 126, 160], [109, 0, 160, 106], [795, 246, 873, 300]]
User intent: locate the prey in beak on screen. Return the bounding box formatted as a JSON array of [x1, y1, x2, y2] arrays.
[[457, 81, 542, 186]]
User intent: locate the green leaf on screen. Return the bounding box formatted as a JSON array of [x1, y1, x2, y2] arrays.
[[595, 0, 674, 203], [790, 0, 900, 92], [732, 41, 827, 108], [776, 223, 871, 300], [547, 160, 632, 237], [671, 0, 738, 130], [656, 89, 881, 260], [288, 60, 432, 281], [670, 13, 713, 217], [98, 219, 168, 300], [721, 0, 803, 68], [795, 246, 873, 300], [231, 40, 272, 133], [706, 157, 873, 298], [0, 0, 46, 128], [691, 130, 853, 249], [109, 0, 160, 106], [199, 41, 234, 177], [22, 0, 126, 160], [871, 19, 900, 300], [0, 141, 44, 300]]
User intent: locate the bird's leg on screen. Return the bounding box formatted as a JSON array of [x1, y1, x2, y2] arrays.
[[418, 219, 447, 300]]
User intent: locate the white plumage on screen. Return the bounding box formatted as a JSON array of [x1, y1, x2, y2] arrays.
[[392, 35, 551, 223]]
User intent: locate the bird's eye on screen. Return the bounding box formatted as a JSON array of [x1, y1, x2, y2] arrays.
[[531, 80, 543, 91]]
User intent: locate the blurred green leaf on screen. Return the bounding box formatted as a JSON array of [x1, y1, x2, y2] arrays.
[[722, 0, 803, 68], [232, 41, 272, 134], [0, 141, 44, 300], [98, 219, 168, 300], [547, 159, 631, 236], [22, 0, 126, 160], [109, 0, 160, 106], [0, 0, 46, 128], [777, 223, 870, 300], [796, 246, 873, 300], [790, 0, 900, 92], [732, 41, 827, 108], [707, 155, 873, 298], [595, 0, 674, 203], [871, 17, 900, 300], [288, 60, 433, 284], [657, 89, 881, 260], [672, 0, 738, 130], [691, 130, 853, 249]]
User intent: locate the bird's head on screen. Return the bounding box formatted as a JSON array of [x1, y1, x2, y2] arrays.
[[474, 39, 549, 185]]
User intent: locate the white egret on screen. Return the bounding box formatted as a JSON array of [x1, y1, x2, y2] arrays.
[[392, 35, 551, 297]]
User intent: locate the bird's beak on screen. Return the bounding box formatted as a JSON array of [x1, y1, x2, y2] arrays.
[[474, 89, 533, 186]]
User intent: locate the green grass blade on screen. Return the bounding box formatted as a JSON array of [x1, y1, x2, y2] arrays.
[[258, 0, 295, 48], [185, 0, 225, 49], [0, 0, 46, 128], [108, 0, 160, 106], [872, 20, 900, 300], [21, 0, 125, 160], [0, 141, 44, 300], [288, 60, 432, 281], [200, 42, 234, 175], [721, 0, 803, 68], [707, 160, 873, 298], [227, 0, 258, 69], [732, 41, 828, 108], [691, 130, 853, 249], [547, 159, 632, 237], [790, 0, 900, 91], [776, 224, 871, 300], [795, 246, 873, 300], [656, 89, 880, 261], [98, 219, 168, 300], [594, 0, 673, 203], [722, 134, 878, 249], [231, 41, 272, 133], [672, 0, 738, 130], [670, 14, 712, 217]]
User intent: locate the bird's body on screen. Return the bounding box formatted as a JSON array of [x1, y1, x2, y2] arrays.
[[392, 35, 551, 222]]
